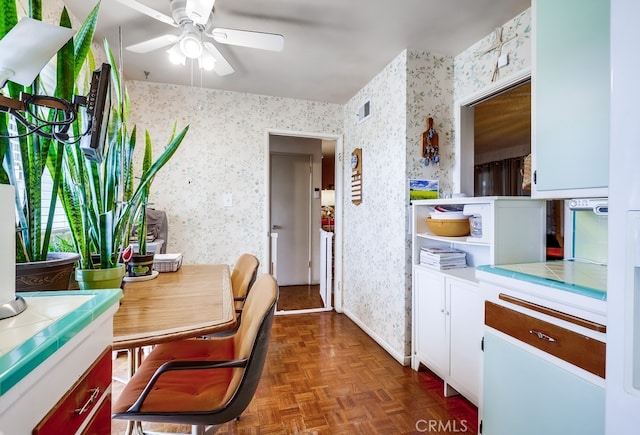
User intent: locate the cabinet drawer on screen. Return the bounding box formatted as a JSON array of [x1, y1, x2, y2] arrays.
[[33, 348, 112, 435], [485, 301, 605, 378], [81, 392, 112, 435]]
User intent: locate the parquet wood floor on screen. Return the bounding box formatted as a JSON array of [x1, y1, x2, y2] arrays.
[[277, 285, 324, 311], [111, 312, 477, 434]]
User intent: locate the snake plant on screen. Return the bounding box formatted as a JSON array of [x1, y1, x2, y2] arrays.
[[0, 0, 99, 263], [54, 39, 189, 270]]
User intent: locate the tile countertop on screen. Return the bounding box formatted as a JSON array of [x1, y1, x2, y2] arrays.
[[477, 260, 607, 301], [0, 289, 122, 396]]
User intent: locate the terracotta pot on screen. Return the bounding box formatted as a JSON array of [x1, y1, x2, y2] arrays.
[[75, 264, 126, 290], [126, 254, 155, 277], [15, 252, 80, 292]]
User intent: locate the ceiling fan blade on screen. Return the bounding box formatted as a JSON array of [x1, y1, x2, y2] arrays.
[[203, 42, 234, 76], [126, 34, 179, 53], [114, 0, 178, 27], [186, 0, 216, 25], [209, 28, 284, 52]]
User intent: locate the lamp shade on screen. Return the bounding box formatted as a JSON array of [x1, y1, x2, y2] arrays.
[[321, 189, 335, 207], [0, 17, 75, 87]]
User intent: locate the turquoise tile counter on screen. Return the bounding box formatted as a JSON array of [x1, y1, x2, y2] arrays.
[[477, 261, 607, 301], [0, 289, 122, 396]]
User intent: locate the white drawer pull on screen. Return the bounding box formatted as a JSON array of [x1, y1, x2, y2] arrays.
[[75, 388, 100, 415], [529, 329, 557, 343]]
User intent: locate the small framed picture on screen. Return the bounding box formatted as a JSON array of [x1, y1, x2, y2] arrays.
[[409, 179, 439, 201]]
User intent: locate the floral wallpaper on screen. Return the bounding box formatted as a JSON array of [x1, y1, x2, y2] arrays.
[[125, 83, 342, 267], [342, 51, 410, 360], [340, 9, 531, 362], [454, 8, 532, 100], [41, 0, 532, 364]]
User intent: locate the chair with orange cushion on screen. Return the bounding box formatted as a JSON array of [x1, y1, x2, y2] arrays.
[[112, 273, 278, 434], [231, 253, 259, 312]]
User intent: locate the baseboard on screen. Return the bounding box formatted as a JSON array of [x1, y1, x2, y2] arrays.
[[342, 308, 411, 366]]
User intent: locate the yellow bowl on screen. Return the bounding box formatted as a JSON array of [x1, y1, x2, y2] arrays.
[[426, 217, 470, 237]]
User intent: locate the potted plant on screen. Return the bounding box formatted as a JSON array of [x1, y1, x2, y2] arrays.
[[125, 129, 171, 279], [55, 41, 188, 289], [0, 1, 99, 291]]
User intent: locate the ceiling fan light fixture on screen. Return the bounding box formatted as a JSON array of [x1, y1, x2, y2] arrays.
[[180, 32, 203, 59], [199, 50, 216, 71], [167, 43, 186, 65]]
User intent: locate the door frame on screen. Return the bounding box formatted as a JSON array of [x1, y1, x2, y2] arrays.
[[265, 129, 344, 313]]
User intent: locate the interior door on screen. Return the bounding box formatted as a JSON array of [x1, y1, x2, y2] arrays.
[[270, 153, 311, 286]]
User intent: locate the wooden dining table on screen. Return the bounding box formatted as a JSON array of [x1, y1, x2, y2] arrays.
[[112, 264, 236, 351]]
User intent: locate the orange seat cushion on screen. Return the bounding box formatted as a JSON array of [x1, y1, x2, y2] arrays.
[[113, 338, 236, 414]]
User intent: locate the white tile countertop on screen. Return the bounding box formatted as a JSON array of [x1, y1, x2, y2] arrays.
[[478, 260, 607, 300], [0, 289, 121, 396]]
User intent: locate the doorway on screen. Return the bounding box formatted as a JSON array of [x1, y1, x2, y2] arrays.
[[266, 130, 343, 314]]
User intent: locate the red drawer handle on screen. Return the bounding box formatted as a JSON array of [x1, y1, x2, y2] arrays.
[[529, 329, 557, 343], [75, 388, 100, 415]]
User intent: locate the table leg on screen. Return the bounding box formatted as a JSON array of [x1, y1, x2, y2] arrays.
[[124, 347, 146, 435]]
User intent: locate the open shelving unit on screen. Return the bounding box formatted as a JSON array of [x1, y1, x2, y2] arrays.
[[412, 196, 547, 272]]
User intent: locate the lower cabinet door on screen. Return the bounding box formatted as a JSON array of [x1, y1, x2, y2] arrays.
[[448, 279, 481, 405], [483, 332, 604, 435], [414, 267, 448, 378]]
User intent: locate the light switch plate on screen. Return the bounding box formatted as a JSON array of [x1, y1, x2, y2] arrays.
[[223, 193, 232, 207]]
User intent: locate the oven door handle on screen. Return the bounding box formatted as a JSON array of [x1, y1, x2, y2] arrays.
[[529, 329, 557, 343]]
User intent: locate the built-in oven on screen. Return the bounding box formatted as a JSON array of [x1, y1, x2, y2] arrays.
[[564, 198, 608, 264]]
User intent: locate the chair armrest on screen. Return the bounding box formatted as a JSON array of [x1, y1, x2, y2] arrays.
[[128, 358, 248, 412]]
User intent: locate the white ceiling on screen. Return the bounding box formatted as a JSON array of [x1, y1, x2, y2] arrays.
[[63, 0, 531, 104]]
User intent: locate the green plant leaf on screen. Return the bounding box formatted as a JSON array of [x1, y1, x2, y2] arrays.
[[73, 2, 100, 80]]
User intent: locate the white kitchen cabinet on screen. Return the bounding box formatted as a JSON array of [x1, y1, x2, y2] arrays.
[[411, 197, 546, 406], [448, 277, 483, 405], [0, 291, 121, 435], [532, 0, 609, 198], [413, 267, 448, 377], [412, 267, 482, 405]]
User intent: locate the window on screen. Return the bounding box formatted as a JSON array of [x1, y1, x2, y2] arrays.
[[7, 62, 69, 235]]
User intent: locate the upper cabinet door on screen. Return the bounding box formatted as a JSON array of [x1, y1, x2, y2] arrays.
[[532, 0, 610, 198]]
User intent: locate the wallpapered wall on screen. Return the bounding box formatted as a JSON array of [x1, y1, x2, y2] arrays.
[[340, 8, 531, 362], [37, 0, 531, 364], [125, 84, 343, 266]]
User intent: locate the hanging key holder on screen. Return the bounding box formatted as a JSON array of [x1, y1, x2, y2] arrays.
[[421, 117, 439, 165]]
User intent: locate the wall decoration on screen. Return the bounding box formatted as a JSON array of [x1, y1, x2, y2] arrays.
[[421, 117, 439, 165], [351, 148, 362, 205], [475, 26, 518, 82], [409, 179, 439, 201]]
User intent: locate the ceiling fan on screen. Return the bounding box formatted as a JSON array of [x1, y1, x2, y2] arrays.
[[115, 0, 284, 76]]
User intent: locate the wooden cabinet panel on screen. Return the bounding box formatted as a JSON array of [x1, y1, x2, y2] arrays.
[[33, 348, 112, 435], [485, 301, 605, 378]]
